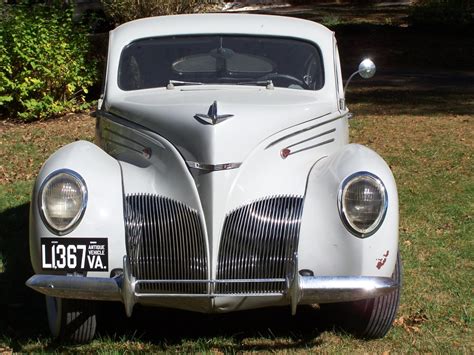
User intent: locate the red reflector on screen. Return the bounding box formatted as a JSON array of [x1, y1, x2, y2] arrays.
[[280, 148, 291, 159], [142, 147, 152, 159]]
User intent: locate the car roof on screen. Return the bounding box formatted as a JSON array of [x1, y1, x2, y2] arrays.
[[110, 13, 333, 46]]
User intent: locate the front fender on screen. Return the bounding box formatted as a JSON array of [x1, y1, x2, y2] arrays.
[[298, 144, 399, 278], [29, 140, 125, 277]]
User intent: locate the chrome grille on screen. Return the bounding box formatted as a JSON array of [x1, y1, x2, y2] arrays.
[[216, 196, 304, 294], [124, 194, 207, 294]]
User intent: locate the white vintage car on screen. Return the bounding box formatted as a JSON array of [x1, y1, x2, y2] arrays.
[[27, 14, 401, 342]]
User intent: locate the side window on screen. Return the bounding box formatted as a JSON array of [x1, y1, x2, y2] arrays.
[[120, 55, 143, 90]]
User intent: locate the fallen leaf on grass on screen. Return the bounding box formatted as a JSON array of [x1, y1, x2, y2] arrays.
[[1, 113, 95, 185], [394, 310, 428, 333]]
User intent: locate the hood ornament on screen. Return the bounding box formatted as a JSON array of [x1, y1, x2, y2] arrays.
[[194, 101, 233, 125]]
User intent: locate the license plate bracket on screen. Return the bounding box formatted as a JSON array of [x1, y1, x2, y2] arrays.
[[41, 238, 108, 272]]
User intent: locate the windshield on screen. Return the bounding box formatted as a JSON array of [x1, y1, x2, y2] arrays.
[[118, 35, 324, 91]]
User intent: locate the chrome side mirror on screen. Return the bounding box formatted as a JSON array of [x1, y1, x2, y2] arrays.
[[358, 58, 376, 79], [344, 58, 376, 94]]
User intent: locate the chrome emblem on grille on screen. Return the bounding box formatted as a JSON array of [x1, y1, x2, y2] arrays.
[[194, 101, 233, 125]]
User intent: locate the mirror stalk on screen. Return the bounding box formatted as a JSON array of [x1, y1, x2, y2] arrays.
[[343, 70, 361, 94], [343, 58, 376, 95]]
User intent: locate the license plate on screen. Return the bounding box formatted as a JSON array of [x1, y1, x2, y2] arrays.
[[41, 238, 108, 272]]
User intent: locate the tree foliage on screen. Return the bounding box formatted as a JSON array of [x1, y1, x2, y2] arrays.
[[100, 0, 206, 26], [0, 4, 97, 121]]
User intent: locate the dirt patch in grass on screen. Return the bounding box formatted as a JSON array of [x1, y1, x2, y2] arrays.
[[351, 114, 473, 159], [0, 113, 95, 185]]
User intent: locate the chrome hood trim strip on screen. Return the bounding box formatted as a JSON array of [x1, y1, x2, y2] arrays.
[[186, 161, 242, 171]]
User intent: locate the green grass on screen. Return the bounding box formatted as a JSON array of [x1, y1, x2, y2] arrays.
[[1, 97, 473, 352], [350, 105, 473, 351]]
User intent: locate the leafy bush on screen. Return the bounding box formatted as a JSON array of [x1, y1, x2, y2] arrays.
[[410, 0, 472, 27], [0, 4, 97, 121], [101, 0, 208, 26]]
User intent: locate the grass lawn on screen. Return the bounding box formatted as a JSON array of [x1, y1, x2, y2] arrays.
[[0, 8, 473, 348], [0, 84, 472, 352]]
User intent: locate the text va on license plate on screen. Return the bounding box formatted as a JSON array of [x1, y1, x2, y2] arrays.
[[41, 238, 108, 272]]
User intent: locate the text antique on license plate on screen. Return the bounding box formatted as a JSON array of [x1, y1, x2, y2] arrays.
[[41, 238, 108, 272]]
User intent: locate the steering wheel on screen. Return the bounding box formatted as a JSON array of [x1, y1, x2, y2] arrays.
[[258, 73, 309, 89]]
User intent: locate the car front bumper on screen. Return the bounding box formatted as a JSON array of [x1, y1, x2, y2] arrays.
[[26, 257, 398, 316]]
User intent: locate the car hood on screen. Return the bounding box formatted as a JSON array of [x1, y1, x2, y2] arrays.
[[105, 87, 335, 163]]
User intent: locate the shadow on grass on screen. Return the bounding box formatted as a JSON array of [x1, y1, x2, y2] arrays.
[[93, 303, 333, 351], [347, 87, 474, 116], [0, 203, 48, 347]]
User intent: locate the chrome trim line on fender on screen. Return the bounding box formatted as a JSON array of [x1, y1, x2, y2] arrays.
[[103, 127, 147, 150], [285, 128, 336, 150], [288, 139, 335, 156], [266, 112, 349, 149]]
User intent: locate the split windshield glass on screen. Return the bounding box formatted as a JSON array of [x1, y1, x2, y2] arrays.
[[118, 35, 324, 91]]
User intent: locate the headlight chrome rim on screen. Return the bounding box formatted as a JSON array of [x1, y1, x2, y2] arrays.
[[38, 169, 88, 235], [337, 171, 388, 238]]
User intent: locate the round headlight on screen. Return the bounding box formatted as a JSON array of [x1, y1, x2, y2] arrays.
[[39, 169, 87, 235], [338, 172, 387, 238]]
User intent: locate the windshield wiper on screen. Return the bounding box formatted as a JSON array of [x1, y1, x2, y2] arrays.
[[167, 80, 204, 89], [236, 80, 274, 90], [167, 79, 275, 90]]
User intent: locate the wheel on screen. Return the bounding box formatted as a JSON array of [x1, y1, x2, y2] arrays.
[[46, 296, 97, 343], [324, 252, 402, 339]]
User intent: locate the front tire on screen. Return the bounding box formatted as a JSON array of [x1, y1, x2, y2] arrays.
[[46, 296, 97, 343], [325, 252, 402, 339]]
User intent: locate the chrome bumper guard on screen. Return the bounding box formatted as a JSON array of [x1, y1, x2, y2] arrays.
[[26, 257, 399, 316]]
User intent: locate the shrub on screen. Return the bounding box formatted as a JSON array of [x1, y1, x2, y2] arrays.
[[101, 0, 205, 26], [0, 4, 97, 121]]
